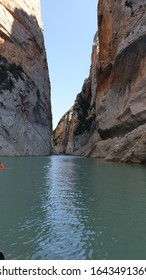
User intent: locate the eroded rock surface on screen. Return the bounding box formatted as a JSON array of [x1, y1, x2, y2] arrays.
[[54, 0, 146, 163], [0, 0, 52, 155]]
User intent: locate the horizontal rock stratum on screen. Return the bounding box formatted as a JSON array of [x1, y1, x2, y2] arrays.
[[0, 0, 52, 155], [54, 0, 146, 163]]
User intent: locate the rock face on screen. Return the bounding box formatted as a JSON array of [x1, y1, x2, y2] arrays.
[[0, 0, 52, 155], [54, 0, 146, 163]]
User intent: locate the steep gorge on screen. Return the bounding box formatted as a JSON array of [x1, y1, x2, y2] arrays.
[[54, 0, 146, 163], [0, 0, 52, 155]]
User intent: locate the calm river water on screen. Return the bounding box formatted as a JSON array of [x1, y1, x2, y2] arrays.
[[0, 155, 146, 260]]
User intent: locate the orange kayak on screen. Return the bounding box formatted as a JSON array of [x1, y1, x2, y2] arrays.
[[0, 164, 5, 169]]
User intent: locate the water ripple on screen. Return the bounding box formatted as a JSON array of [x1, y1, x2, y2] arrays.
[[1, 156, 146, 259]]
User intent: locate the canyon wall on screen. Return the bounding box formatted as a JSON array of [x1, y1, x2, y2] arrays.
[[54, 0, 146, 163], [0, 0, 52, 155]]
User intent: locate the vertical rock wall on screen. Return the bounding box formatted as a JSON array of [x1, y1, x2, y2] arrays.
[[54, 0, 146, 163], [0, 0, 52, 155]]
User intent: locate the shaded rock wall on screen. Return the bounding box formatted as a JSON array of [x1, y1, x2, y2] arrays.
[[0, 0, 52, 155], [54, 0, 146, 163]]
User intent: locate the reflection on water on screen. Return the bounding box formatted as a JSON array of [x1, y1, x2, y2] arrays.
[[0, 156, 146, 259]]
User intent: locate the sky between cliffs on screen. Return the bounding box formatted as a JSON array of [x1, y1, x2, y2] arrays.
[[41, 0, 98, 129]]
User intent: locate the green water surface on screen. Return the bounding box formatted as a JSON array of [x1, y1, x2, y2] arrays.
[[0, 156, 146, 260]]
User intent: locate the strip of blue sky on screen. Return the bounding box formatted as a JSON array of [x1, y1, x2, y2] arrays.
[[41, 0, 98, 129]]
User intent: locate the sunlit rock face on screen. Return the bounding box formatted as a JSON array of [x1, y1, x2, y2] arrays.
[[94, 0, 146, 163], [54, 0, 146, 163], [0, 0, 52, 155]]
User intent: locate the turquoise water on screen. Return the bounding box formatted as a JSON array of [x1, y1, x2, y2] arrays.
[[0, 156, 146, 259]]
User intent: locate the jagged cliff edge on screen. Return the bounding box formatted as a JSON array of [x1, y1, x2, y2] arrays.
[[53, 0, 146, 163]]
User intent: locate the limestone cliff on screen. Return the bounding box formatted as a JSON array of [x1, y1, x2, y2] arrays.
[[0, 0, 52, 155], [54, 0, 146, 163]]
